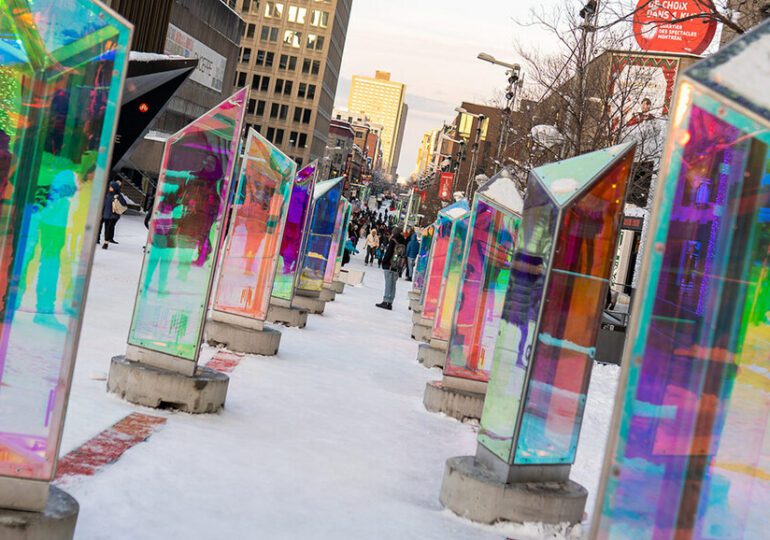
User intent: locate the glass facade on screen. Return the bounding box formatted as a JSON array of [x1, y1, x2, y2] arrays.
[[431, 212, 470, 342], [297, 177, 343, 292], [412, 224, 435, 293], [594, 24, 770, 539], [128, 88, 247, 361], [0, 0, 131, 481], [420, 200, 470, 320], [444, 174, 523, 383], [212, 129, 295, 321], [271, 160, 318, 302], [478, 143, 634, 466]]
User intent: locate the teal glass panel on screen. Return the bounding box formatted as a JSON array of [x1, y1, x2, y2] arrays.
[[432, 213, 470, 342], [594, 25, 770, 538], [0, 0, 131, 481], [213, 129, 295, 321], [324, 197, 348, 286], [271, 161, 318, 302], [412, 223, 435, 293], [445, 175, 523, 382], [478, 143, 634, 465], [297, 177, 343, 292], [128, 88, 247, 361]]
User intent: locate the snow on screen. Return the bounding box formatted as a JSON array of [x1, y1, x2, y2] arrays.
[[479, 175, 524, 215], [129, 52, 186, 62], [58, 214, 620, 539], [709, 29, 770, 112]]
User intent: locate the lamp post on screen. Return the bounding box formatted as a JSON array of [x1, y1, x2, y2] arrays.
[[574, 1, 598, 155], [477, 52, 524, 163]]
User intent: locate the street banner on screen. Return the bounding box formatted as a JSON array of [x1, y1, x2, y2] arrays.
[[438, 172, 454, 201]]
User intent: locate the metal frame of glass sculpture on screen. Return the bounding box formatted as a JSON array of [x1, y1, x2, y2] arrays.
[[212, 128, 295, 322], [0, 0, 131, 485], [412, 223, 435, 293], [478, 143, 635, 468], [128, 88, 247, 363], [271, 160, 319, 302], [332, 198, 353, 277], [297, 177, 344, 293], [592, 22, 770, 539], [444, 171, 524, 383], [431, 209, 471, 342], [324, 197, 350, 286], [420, 200, 470, 320]]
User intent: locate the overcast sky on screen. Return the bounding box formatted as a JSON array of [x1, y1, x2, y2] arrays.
[[334, 0, 555, 179]]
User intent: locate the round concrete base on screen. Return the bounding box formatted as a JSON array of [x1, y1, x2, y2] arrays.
[[440, 456, 587, 525], [267, 304, 309, 329], [107, 356, 229, 414], [0, 486, 78, 540], [205, 320, 282, 356], [293, 295, 326, 314], [411, 322, 431, 343], [417, 343, 445, 369], [423, 380, 485, 421]]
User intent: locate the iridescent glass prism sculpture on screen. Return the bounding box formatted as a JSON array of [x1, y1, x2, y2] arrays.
[[412, 224, 435, 294], [432, 208, 471, 343], [478, 142, 634, 470], [297, 177, 344, 294], [212, 128, 295, 322], [444, 171, 524, 385], [0, 0, 131, 507], [127, 88, 247, 369], [324, 197, 350, 286], [271, 160, 319, 303], [593, 22, 770, 539]]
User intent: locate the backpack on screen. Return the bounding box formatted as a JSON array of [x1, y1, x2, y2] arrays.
[[390, 242, 406, 272]]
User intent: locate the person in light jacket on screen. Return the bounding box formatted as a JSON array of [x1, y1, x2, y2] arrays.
[[364, 229, 379, 266]]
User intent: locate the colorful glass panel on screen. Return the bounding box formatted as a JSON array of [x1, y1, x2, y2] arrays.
[[297, 177, 343, 293], [445, 193, 521, 382], [128, 88, 246, 361], [324, 197, 348, 286], [432, 213, 470, 342], [412, 224, 435, 293], [271, 160, 318, 302], [0, 0, 131, 481], [213, 129, 295, 321], [593, 30, 770, 537]]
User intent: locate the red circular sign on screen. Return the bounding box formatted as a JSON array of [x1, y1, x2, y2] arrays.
[[632, 0, 717, 55]]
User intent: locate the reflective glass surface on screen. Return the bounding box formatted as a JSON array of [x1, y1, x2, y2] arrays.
[[445, 198, 520, 382], [0, 0, 130, 481], [297, 177, 343, 292], [412, 224, 434, 293], [324, 198, 349, 285], [432, 214, 470, 342], [128, 88, 246, 361], [594, 83, 770, 538], [213, 129, 295, 321], [271, 161, 318, 301]]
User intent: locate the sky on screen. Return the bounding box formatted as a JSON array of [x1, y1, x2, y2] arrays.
[[334, 0, 552, 180]]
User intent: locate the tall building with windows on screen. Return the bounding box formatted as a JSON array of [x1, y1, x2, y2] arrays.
[[230, 0, 352, 167], [348, 71, 408, 178]]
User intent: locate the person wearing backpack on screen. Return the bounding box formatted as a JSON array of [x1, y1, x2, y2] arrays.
[[99, 180, 128, 250], [376, 227, 407, 311]]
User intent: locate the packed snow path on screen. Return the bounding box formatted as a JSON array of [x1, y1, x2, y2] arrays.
[[59, 214, 618, 539]]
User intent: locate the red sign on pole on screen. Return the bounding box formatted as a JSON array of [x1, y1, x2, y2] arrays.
[[632, 0, 717, 55], [438, 172, 454, 201]]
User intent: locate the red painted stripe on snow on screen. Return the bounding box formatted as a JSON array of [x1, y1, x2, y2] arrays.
[[205, 350, 244, 373], [55, 413, 166, 481]]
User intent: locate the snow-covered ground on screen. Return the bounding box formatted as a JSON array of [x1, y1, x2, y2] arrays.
[[59, 214, 619, 539]]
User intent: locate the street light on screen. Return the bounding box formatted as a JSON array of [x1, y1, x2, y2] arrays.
[[476, 52, 520, 71]]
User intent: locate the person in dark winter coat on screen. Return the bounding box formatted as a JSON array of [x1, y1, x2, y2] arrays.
[[405, 230, 419, 281], [376, 228, 408, 310], [99, 180, 127, 250]]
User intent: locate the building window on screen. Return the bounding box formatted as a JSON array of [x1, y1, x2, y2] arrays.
[[307, 84, 316, 99], [302, 59, 311, 74], [264, 2, 284, 18], [267, 126, 275, 142], [297, 83, 307, 98], [275, 79, 283, 94], [275, 129, 285, 145], [247, 99, 256, 114], [245, 23, 256, 39], [302, 109, 311, 124], [236, 71, 247, 87], [261, 76, 270, 92], [240, 47, 251, 63], [288, 6, 307, 23], [256, 100, 266, 116], [279, 54, 296, 70], [310, 10, 329, 28], [311, 60, 320, 76], [256, 50, 275, 67], [241, 0, 250, 11], [261, 26, 279, 42], [289, 131, 299, 147], [283, 30, 302, 48], [298, 133, 308, 148], [283, 80, 293, 96], [306, 34, 324, 51], [251, 74, 260, 90]]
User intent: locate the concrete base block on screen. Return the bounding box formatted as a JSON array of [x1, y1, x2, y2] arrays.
[[0, 486, 78, 540], [411, 321, 431, 343], [439, 456, 588, 525], [267, 303, 309, 328], [319, 286, 336, 302], [409, 297, 422, 312], [339, 268, 365, 286], [107, 356, 229, 414], [292, 295, 326, 314], [412, 309, 427, 324], [205, 319, 281, 356], [423, 380, 485, 421], [332, 280, 345, 294], [408, 290, 421, 301], [417, 342, 447, 369]]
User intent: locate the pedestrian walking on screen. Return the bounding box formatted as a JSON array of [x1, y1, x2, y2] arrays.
[[376, 228, 408, 311], [405, 228, 419, 281], [364, 228, 379, 266], [99, 180, 128, 249]]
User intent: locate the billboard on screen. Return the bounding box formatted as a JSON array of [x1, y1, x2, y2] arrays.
[[632, 0, 718, 55], [164, 24, 227, 93]]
